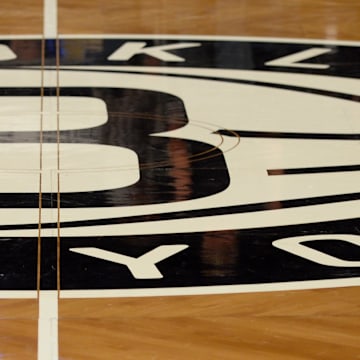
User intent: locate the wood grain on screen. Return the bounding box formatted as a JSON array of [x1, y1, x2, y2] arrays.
[[59, 288, 360, 359], [58, 0, 360, 40], [0, 300, 38, 358], [59, 287, 360, 318], [59, 316, 360, 360], [0, 320, 38, 359], [0, 0, 43, 34], [0, 299, 37, 319], [56, 1, 360, 358], [0, 0, 358, 359]]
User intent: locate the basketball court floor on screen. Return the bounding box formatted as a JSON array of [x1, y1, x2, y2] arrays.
[[0, 0, 359, 359]]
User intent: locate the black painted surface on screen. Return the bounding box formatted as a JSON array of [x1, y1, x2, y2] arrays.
[[0, 86, 229, 208], [58, 218, 359, 290], [0, 38, 358, 291], [1, 219, 358, 291], [0, 238, 37, 290], [55, 39, 360, 78]]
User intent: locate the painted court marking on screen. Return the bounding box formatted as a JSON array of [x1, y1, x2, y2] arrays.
[[38, 291, 58, 360], [0, 3, 356, 360], [38, 1, 59, 360], [44, 0, 58, 39]]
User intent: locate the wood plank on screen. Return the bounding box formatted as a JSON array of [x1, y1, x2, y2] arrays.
[[58, 0, 360, 40], [56, 1, 360, 359], [59, 316, 359, 359], [0, 320, 38, 360], [59, 288, 360, 358], [59, 287, 360, 318], [0, 0, 43, 34], [0, 300, 38, 360]]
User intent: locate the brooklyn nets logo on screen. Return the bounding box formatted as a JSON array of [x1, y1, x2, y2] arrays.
[[0, 36, 359, 298]]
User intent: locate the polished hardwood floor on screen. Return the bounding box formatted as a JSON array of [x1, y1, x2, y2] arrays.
[[58, 0, 360, 39], [0, 1, 359, 359]]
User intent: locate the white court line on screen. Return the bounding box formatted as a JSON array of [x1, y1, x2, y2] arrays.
[[38, 2, 59, 360], [0, 291, 37, 299], [38, 291, 59, 360], [31, 4, 358, 359], [61, 277, 360, 298], [57, 34, 360, 46], [44, 0, 58, 38], [0, 34, 358, 47]]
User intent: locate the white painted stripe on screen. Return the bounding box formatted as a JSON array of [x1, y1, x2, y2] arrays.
[[0, 34, 358, 47], [0, 202, 359, 238], [38, 291, 59, 360], [41, 2, 59, 360], [56, 34, 360, 47], [43, 0, 58, 38], [59, 66, 360, 96], [0, 291, 37, 299], [60, 277, 360, 298], [0, 278, 358, 300], [0, 277, 360, 300], [0, 35, 42, 39]]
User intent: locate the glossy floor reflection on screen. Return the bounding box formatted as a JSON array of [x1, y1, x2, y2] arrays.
[[0, 1, 359, 359], [0, 36, 358, 293]]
